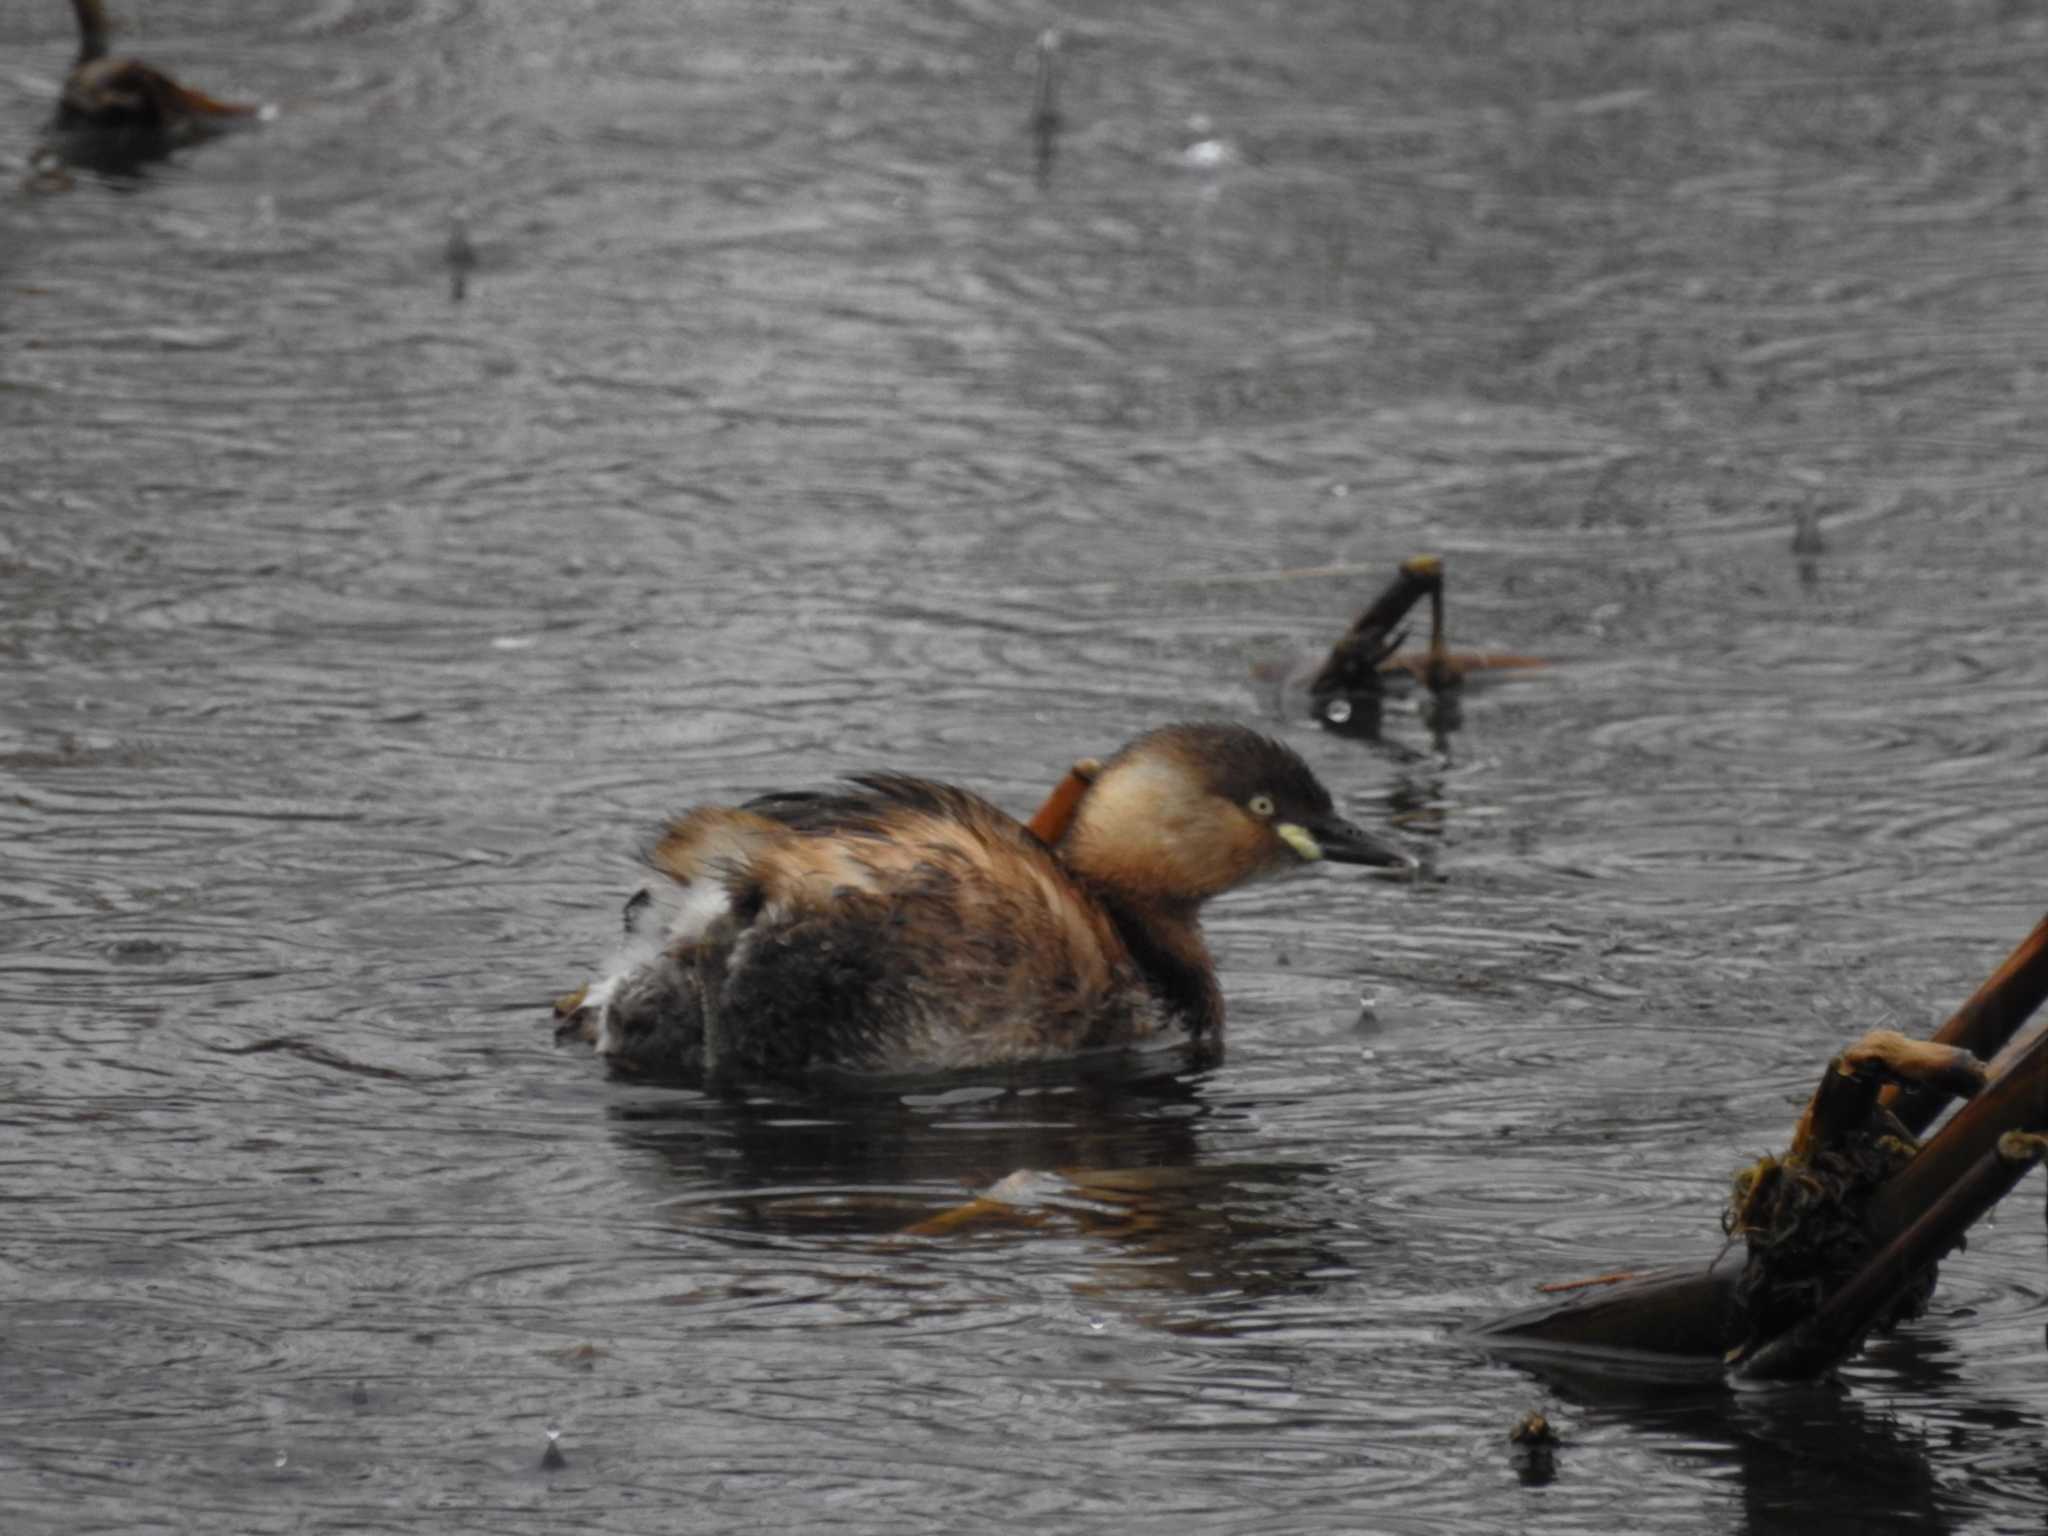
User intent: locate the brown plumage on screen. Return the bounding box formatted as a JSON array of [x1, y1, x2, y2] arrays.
[[48, 0, 261, 171], [555, 723, 1410, 1088]]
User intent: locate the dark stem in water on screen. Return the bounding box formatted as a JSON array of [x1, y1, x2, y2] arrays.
[[72, 0, 110, 64]]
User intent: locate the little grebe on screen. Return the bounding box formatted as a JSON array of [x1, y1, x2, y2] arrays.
[[47, 0, 262, 171], [555, 722, 1408, 1087]]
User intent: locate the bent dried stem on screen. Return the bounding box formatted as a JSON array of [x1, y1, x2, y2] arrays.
[[1308, 555, 1442, 735]]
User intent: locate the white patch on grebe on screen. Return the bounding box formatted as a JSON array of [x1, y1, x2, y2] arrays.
[[576, 974, 622, 1056], [579, 876, 737, 1060], [660, 879, 733, 948], [594, 1012, 620, 1059]]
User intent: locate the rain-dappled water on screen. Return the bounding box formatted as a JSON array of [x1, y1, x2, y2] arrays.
[[5, 0, 2048, 1530]]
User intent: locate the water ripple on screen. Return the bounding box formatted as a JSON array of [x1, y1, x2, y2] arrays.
[[6, 0, 2048, 1531]]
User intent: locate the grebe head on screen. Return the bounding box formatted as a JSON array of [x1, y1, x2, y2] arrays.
[[1058, 722, 1409, 906]]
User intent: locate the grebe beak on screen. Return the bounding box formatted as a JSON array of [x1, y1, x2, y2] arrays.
[[1278, 814, 1415, 870]]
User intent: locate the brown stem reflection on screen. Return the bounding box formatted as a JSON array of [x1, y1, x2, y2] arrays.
[[604, 1072, 1358, 1315], [1496, 1335, 2044, 1536]]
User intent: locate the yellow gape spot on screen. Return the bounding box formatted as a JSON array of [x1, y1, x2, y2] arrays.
[[1276, 823, 1323, 861]]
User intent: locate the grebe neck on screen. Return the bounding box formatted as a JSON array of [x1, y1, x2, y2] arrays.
[[1091, 885, 1222, 1038]]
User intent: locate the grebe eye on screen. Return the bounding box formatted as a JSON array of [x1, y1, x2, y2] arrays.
[[1248, 793, 1275, 818]]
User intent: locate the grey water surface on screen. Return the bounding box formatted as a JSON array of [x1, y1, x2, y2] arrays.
[[5, 1, 2048, 1531]]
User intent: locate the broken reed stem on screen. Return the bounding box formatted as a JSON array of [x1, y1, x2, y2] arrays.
[[1472, 914, 2048, 1372], [1734, 1129, 2048, 1380], [1884, 915, 2048, 1135]]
